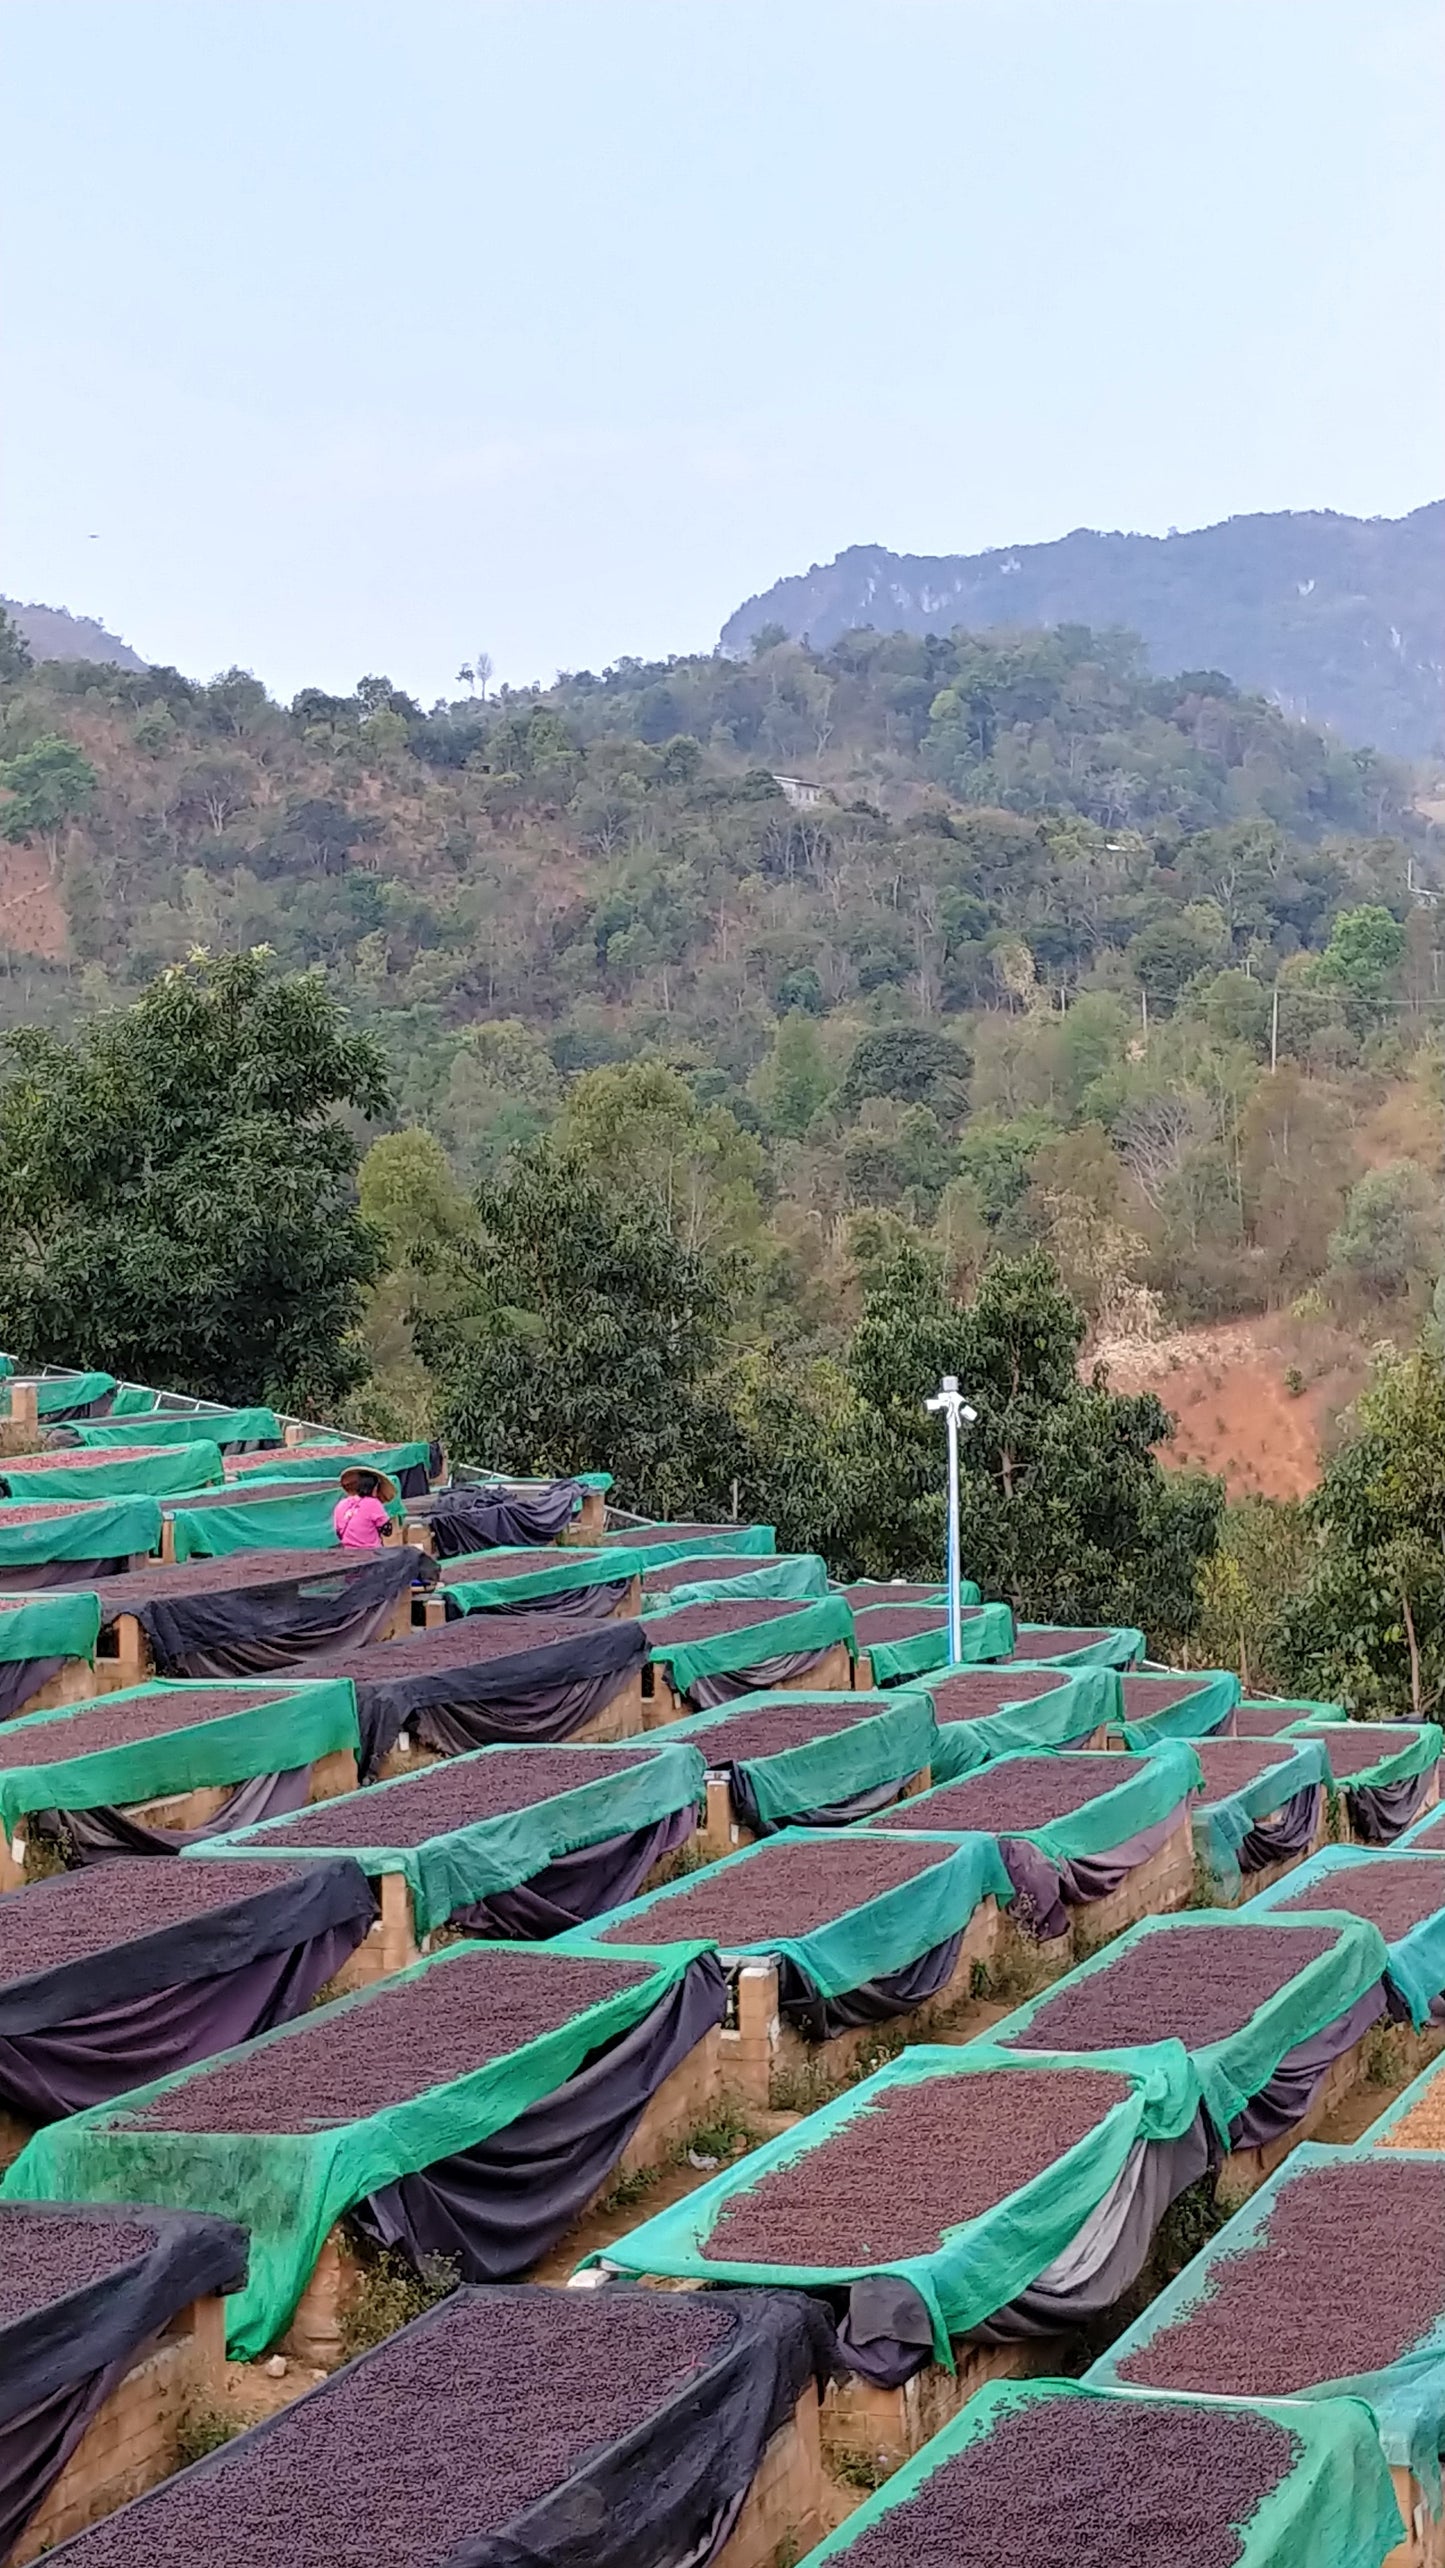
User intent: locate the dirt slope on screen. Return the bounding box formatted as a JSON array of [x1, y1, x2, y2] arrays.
[[1091, 1317, 1367, 1502]]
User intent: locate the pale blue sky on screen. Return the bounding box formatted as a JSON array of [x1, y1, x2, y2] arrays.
[[3, 0, 1441, 700]]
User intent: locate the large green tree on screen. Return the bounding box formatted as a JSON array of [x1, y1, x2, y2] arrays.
[[0, 952, 388, 1410]]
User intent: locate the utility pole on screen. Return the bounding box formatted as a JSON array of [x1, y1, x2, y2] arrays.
[[1270, 982, 1279, 1074], [924, 1374, 978, 1665]]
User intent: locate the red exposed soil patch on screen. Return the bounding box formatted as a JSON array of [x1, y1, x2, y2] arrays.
[[1002, 1922, 1337, 2051], [1091, 1317, 1366, 1503]]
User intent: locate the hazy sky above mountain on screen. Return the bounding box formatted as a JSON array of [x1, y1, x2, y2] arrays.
[[3, 0, 1441, 702]]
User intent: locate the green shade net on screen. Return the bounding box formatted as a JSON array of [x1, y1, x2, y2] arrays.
[[0, 1676, 360, 1832], [191, 1740, 709, 1937], [928, 1664, 1123, 1783], [442, 1545, 647, 1612], [607, 1524, 776, 1566], [0, 1442, 224, 1501], [1118, 1667, 1242, 1747], [1192, 1737, 1331, 1900], [73, 1407, 283, 1451], [1087, 2139, 1445, 2509], [1243, 1845, 1445, 2029], [2, 1937, 708, 2356], [0, 1496, 161, 1568], [798, 2376, 1402, 2568], [887, 1740, 1202, 1864], [644, 1595, 855, 1693], [562, 1825, 1013, 1996], [1012, 1624, 1145, 1668], [0, 1589, 100, 1666], [106, 1385, 165, 1416], [857, 1601, 1016, 1683], [844, 1576, 981, 1609], [3, 1372, 117, 1418], [646, 1555, 830, 1609], [463, 1469, 612, 1496], [1236, 1694, 1348, 1732], [165, 1485, 403, 1561], [992, 1908, 1389, 2136], [592, 2040, 1201, 2360], [1295, 1721, 1445, 1792], [231, 1437, 430, 1489], [649, 1687, 939, 1827]]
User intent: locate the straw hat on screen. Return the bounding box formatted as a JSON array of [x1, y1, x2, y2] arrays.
[[338, 1462, 399, 1502]]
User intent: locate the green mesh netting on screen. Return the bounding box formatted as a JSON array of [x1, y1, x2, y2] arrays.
[[1011, 1624, 1145, 1668], [232, 1437, 431, 1489], [644, 1555, 830, 1609], [0, 1496, 160, 1568], [1087, 2138, 1445, 2508], [592, 2040, 1200, 2358], [644, 1595, 855, 1694], [0, 1676, 360, 1832], [798, 2376, 1402, 2568], [4, 1372, 117, 1418], [191, 1740, 708, 1937], [648, 1687, 939, 1827], [844, 1577, 981, 1609], [106, 1385, 165, 1415], [73, 1407, 283, 1451], [562, 1825, 1012, 1996], [1243, 1845, 1445, 2029], [992, 1909, 1389, 2136], [1, 1938, 708, 2356], [1117, 1667, 1242, 1747], [1297, 1722, 1445, 1793], [462, 1469, 612, 1495], [1236, 1695, 1348, 1731], [0, 1443, 224, 1501], [612, 1524, 776, 1567], [928, 1664, 1123, 1783], [892, 1739, 1201, 1863], [856, 1602, 1016, 1684], [0, 1589, 100, 1666], [1192, 1737, 1331, 1900], [165, 1486, 404, 1561], [442, 1545, 647, 1612]]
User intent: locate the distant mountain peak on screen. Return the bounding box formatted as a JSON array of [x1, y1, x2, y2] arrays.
[[2, 598, 148, 672], [720, 501, 1445, 757]]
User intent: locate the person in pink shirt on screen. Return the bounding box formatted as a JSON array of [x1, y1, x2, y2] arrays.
[[332, 1465, 398, 1549]]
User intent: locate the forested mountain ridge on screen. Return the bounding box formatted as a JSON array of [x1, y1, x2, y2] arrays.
[[0, 608, 1442, 1370], [721, 501, 1445, 758]]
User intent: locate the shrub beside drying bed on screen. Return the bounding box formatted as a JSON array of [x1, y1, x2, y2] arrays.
[[38, 2285, 837, 2568], [0, 1938, 727, 2361], [1089, 2143, 1445, 2560], [648, 1688, 939, 1851], [0, 1677, 361, 1875], [991, 1910, 1392, 2199], [593, 2041, 1206, 2470], [192, 1739, 707, 1974], [572, 1826, 1011, 2102], [786, 2376, 1402, 2568], [871, 1742, 1199, 1947], [0, 2200, 246, 2564]]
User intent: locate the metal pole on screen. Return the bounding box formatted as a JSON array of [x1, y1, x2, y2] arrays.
[[924, 1374, 978, 1665]]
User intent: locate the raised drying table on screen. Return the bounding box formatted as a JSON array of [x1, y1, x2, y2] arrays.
[[647, 1688, 940, 1849], [639, 1594, 857, 1720], [317, 1605, 650, 1776], [87, 1544, 428, 1685]]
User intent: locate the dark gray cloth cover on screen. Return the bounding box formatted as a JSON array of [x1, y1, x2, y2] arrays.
[[1348, 1769, 1438, 1843], [454, 1805, 699, 1941], [777, 1931, 964, 2041], [48, 1764, 315, 1860], [1238, 1782, 1322, 1873], [449, 1577, 635, 1625], [423, 1483, 582, 1555], [349, 1618, 646, 1777], [95, 1546, 433, 1679], [0, 1657, 66, 1724], [353, 1952, 727, 2281], [685, 1646, 839, 1712], [729, 1767, 914, 1838], [836, 2113, 1214, 2385], [0, 2204, 248, 2561], [0, 1559, 131, 1592], [1000, 1808, 1186, 1944], [0, 1859, 373, 2120], [1227, 1977, 1389, 2149]]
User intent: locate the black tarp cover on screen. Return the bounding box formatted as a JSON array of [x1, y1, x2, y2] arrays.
[[336, 1615, 647, 1775], [421, 1483, 582, 1555], [93, 1546, 431, 1678], [0, 2201, 247, 2562], [37, 2284, 838, 2568]]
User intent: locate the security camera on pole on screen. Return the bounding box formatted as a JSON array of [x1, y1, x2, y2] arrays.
[[924, 1374, 977, 1664]]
